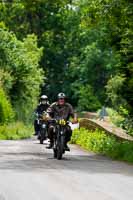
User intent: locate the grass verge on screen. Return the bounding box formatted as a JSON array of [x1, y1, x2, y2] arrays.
[[0, 122, 33, 140], [71, 128, 133, 163]]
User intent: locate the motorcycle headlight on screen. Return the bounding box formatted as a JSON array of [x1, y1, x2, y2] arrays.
[[42, 124, 46, 128]]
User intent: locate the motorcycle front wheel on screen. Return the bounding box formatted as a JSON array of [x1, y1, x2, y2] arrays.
[[56, 135, 65, 160]]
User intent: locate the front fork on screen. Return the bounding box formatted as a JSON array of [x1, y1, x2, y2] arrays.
[[54, 126, 65, 150]]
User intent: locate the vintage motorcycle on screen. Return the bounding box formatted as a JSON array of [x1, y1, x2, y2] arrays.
[[36, 112, 48, 144], [49, 118, 69, 160]]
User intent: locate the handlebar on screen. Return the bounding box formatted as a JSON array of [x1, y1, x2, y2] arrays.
[[48, 118, 69, 125], [35, 111, 47, 119]]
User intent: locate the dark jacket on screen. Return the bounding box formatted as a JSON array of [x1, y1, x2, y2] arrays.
[[47, 102, 74, 120], [35, 103, 50, 115]]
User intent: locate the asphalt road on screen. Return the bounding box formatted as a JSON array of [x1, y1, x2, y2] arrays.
[[0, 138, 133, 200]]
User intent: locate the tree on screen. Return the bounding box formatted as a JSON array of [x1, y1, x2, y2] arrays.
[[0, 86, 14, 124], [0, 0, 132, 118], [0, 27, 44, 121], [77, 85, 101, 111]]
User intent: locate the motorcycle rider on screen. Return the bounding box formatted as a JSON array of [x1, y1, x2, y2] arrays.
[[46, 93, 77, 151], [34, 95, 50, 136]]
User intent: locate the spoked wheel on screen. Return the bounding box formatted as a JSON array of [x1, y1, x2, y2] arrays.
[[39, 131, 44, 144], [53, 138, 57, 158], [56, 136, 65, 160], [53, 149, 57, 158], [39, 128, 47, 144], [57, 148, 62, 160]]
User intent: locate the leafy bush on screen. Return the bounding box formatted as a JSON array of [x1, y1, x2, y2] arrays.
[[106, 75, 126, 108], [71, 128, 133, 163], [119, 106, 133, 136], [0, 122, 33, 140], [0, 87, 15, 124], [77, 85, 101, 111], [106, 108, 124, 127], [121, 117, 133, 136], [0, 69, 13, 93]]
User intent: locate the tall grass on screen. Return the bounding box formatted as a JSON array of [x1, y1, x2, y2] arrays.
[[0, 122, 33, 140]]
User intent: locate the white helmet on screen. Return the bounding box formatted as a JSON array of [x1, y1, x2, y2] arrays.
[[40, 95, 48, 101]]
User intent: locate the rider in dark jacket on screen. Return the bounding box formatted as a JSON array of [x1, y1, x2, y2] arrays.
[[34, 95, 50, 135], [46, 93, 77, 150]]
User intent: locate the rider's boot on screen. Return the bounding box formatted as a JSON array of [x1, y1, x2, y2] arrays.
[[64, 143, 70, 151], [34, 132, 38, 136], [46, 140, 53, 149]]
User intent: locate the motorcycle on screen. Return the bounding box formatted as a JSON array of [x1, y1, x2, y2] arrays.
[[36, 112, 48, 144], [49, 118, 69, 160]]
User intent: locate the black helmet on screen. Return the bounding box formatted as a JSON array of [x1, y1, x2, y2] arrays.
[[57, 93, 66, 99], [40, 95, 48, 101]]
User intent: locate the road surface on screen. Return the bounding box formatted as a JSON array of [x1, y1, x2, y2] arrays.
[[0, 138, 133, 200]]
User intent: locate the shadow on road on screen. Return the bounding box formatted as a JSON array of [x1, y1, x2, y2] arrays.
[[0, 150, 132, 177]]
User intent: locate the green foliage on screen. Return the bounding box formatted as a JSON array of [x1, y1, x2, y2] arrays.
[[0, 0, 132, 130], [0, 69, 13, 93], [106, 75, 126, 109], [106, 74, 133, 133], [0, 87, 14, 124], [0, 28, 44, 121], [121, 117, 133, 136], [106, 107, 124, 127], [0, 0, 72, 101], [77, 85, 101, 111], [0, 122, 33, 140], [71, 128, 133, 163]]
